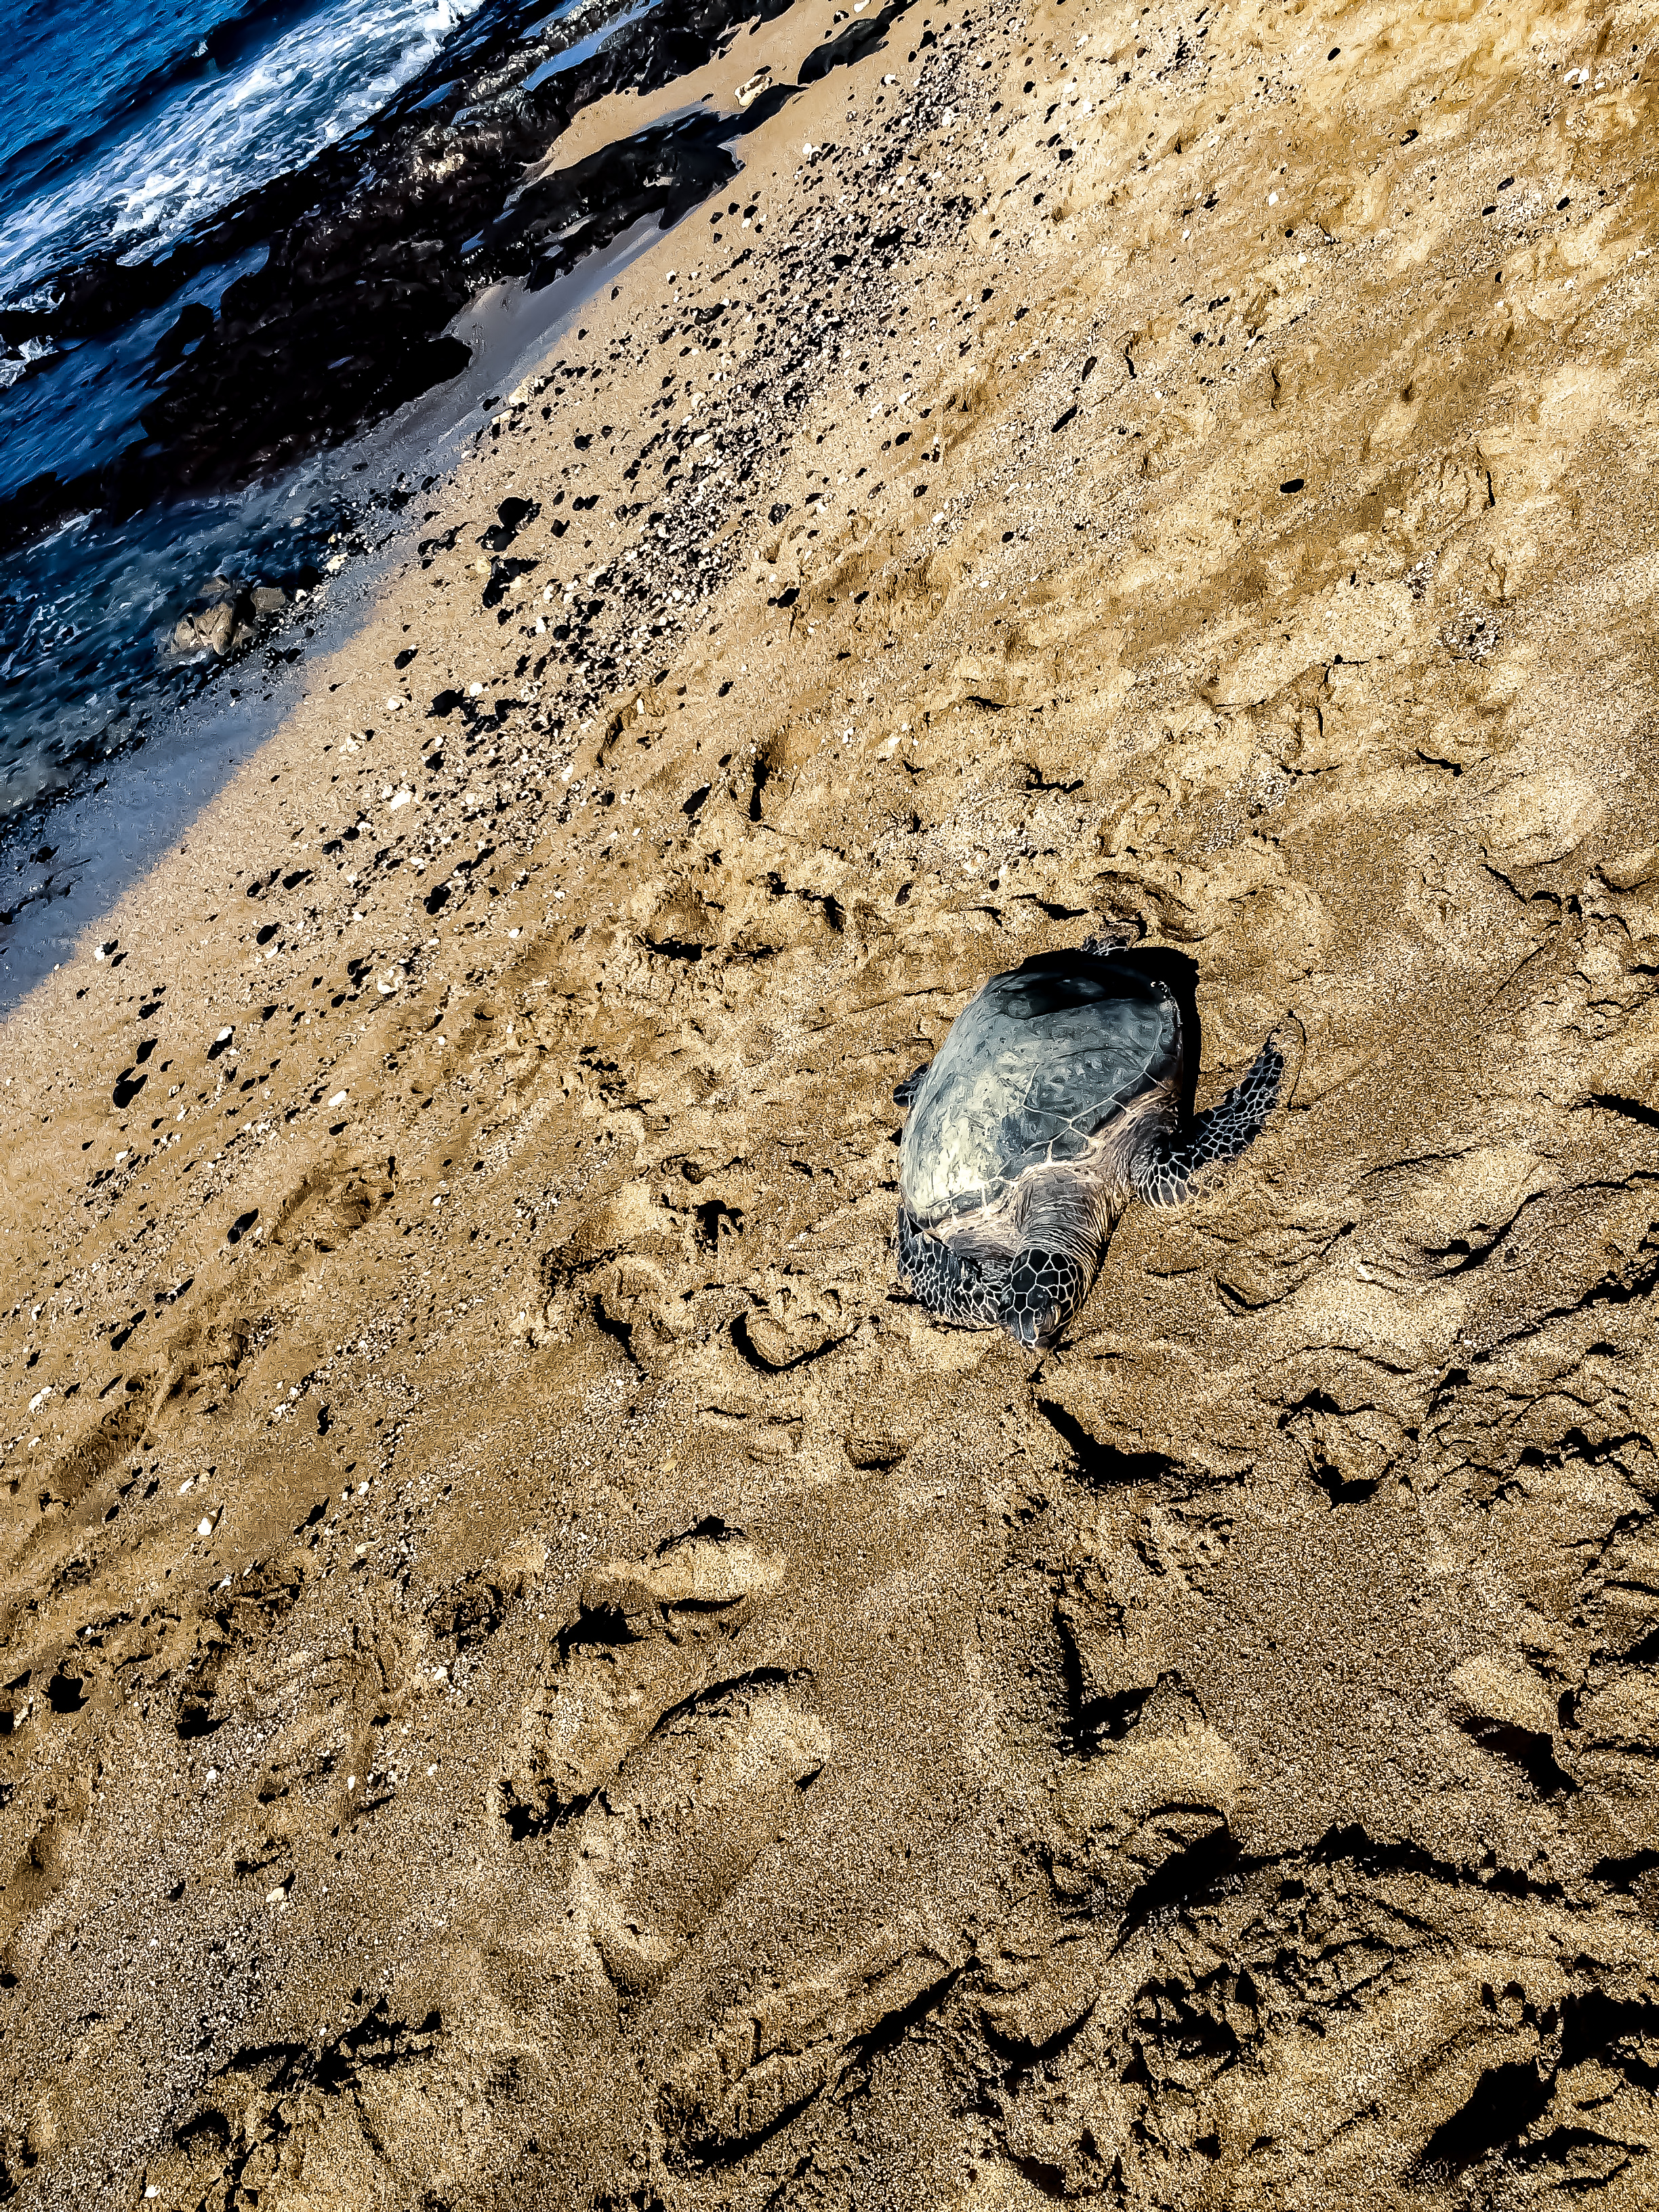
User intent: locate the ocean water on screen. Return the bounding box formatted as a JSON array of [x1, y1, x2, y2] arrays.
[[0, 0, 775, 838], [0, 207, 660, 1004], [0, 0, 674, 832], [0, 0, 486, 302], [0, 0, 513, 826]]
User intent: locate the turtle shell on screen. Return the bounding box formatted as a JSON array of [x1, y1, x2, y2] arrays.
[[899, 951, 1181, 1231]]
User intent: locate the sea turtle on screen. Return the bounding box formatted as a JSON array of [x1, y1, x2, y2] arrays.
[[893, 939, 1286, 1350]]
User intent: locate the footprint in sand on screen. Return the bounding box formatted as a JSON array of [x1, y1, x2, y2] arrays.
[[573, 1673, 830, 1999], [660, 1929, 961, 2160], [501, 1522, 791, 1832]]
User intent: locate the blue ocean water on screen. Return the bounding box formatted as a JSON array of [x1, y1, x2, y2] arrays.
[[0, 0, 735, 833], [0, 0, 483, 300], [0, 0, 490, 822]]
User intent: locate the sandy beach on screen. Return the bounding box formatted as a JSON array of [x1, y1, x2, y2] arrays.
[[5, 0, 1659, 2202]]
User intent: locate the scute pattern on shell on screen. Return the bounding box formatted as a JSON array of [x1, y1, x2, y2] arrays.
[[897, 958, 1179, 1233]]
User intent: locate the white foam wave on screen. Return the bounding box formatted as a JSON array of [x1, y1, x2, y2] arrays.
[[0, 0, 484, 297], [0, 335, 56, 389]]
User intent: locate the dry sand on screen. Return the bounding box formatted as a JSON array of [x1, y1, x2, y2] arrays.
[[5, 0, 1659, 2203]]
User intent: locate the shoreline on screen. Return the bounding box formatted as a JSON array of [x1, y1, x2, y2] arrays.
[[0, 204, 681, 1003], [0, 0, 886, 836], [6, 3, 1659, 2205]]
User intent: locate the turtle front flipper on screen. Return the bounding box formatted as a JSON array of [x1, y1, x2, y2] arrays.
[[1133, 1031, 1286, 1207], [897, 1206, 1002, 1328], [893, 1061, 933, 1109]]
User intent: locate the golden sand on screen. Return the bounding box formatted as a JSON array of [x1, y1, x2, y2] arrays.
[[5, 1, 1659, 2201]]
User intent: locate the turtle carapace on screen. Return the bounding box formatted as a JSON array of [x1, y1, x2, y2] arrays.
[[893, 943, 1285, 1350]]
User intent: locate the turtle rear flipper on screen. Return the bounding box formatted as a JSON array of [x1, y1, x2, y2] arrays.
[[1134, 1031, 1286, 1207]]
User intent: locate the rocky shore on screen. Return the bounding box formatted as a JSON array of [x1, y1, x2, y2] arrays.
[[0, 0, 933, 840], [5, 1, 1659, 2205], [0, 0, 912, 551]]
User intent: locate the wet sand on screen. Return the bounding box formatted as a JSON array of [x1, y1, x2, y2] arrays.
[[5, 1, 1659, 2204]]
